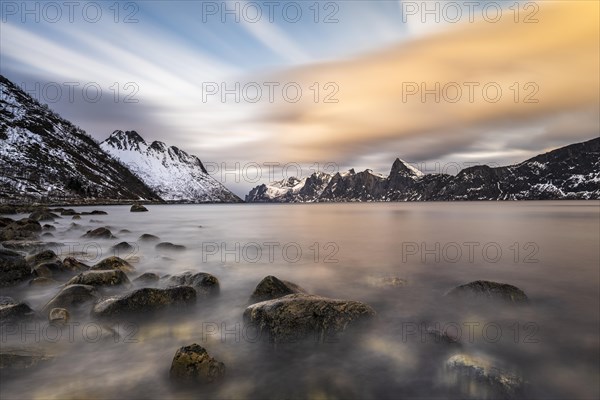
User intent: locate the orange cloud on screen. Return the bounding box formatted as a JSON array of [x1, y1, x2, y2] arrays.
[[262, 1, 599, 162]]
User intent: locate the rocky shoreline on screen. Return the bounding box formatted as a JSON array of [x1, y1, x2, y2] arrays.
[[0, 206, 534, 398]]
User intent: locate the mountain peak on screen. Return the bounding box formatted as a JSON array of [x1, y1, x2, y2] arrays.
[[390, 158, 424, 178], [104, 130, 147, 151], [100, 130, 240, 202]]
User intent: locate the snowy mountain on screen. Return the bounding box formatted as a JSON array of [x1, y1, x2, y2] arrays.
[[101, 130, 241, 203], [0, 75, 160, 203], [246, 172, 332, 202], [246, 139, 600, 202]]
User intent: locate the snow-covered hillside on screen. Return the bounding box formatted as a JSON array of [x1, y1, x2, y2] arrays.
[[0, 75, 160, 203], [101, 130, 241, 203]]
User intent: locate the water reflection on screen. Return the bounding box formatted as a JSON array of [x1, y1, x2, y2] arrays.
[[1, 201, 598, 399]]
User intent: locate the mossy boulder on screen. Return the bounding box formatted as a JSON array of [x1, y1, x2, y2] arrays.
[[169, 344, 225, 384], [249, 275, 307, 303], [66, 270, 130, 288], [168, 271, 219, 298], [445, 280, 528, 304], [243, 294, 376, 343], [91, 286, 196, 319]]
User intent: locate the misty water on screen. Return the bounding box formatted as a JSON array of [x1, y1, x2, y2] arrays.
[[1, 201, 599, 399]]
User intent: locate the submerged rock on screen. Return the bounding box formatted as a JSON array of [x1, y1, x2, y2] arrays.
[[169, 344, 225, 384], [91, 256, 135, 273], [66, 270, 131, 288], [445, 353, 526, 399], [249, 275, 307, 303], [0, 347, 54, 370], [366, 276, 408, 288], [41, 284, 99, 315], [60, 209, 78, 216], [72, 215, 81, 220], [32, 262, 67, 279], [130, 204, 148, 212], [28, 211, 60, 222], [90, 210, 108, 215], [42, 224, 56, 231], [168, 272, 219, 298], [243, 294, 376, 343], [0, 218, 42, 241], [29, 277, 59, 287], [82, 227, 115, 239], [0, 249, 32, 287], [62, 257, 90, 273], [446, 280, 528, 304], [1, 240, 58, 253], [0, 296, 16, 306], [26, 250, 59, 268], [138, 233, 159, 242], [133, 272, 160, 285], [48, 308, 70, 324], [111, 241, 135, 254], [156, 242, 186, 251], [0, 302, 36, 325], [91, 286, 196, 318]]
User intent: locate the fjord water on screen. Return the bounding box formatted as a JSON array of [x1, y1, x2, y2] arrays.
[[1, 201, 599, 399]]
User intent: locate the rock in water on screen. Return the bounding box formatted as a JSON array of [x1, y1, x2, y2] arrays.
[[29, 277, 59, 287], [0, 249, 32, 287], [133, 272, 160, 285], [155, 242, 186, 251], [42, 284, 99, 315], [445, 280, 528, 304], [445, 354, 526, 399], [48, 308, 70, 324], [366, 276, 408, 288], [138, 233, 160, 242], [249, 275, 307, 303], [90, 210, 108, 215], [0, 302, 36, 325], [62, 257, 90, 273], [169, 344, 225, 384], [0, 347, 54, 370], [130, 204, 148, 212], [111, 242, 135, 255], [60, 209, 77, 216], [25, 250, 59, 267], [168, 272, 219, 298], [91, 256, 135, 273], [91, 286, 196, 319], [82, 227, 115, 239], [243, 294, 376, 343], [0, 218, 41, 241], [28, 211, 60, 222], [66, 270, 131, 288]]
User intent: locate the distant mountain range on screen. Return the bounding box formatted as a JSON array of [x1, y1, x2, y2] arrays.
[[101, 130, 241, 203], [0, 75, 239, 204], [1, 74, 598, 204], [246, 138, 600, 202]]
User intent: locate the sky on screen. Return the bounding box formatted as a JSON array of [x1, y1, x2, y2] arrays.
[[1, 0, 598, 196]]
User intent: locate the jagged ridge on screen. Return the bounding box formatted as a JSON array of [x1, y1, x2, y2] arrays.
[[246, 138, 600, 202], [101, 130, 241, 203]]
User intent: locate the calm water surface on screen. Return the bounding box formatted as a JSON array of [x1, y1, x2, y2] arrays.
[[1, 201, 599, 399]]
